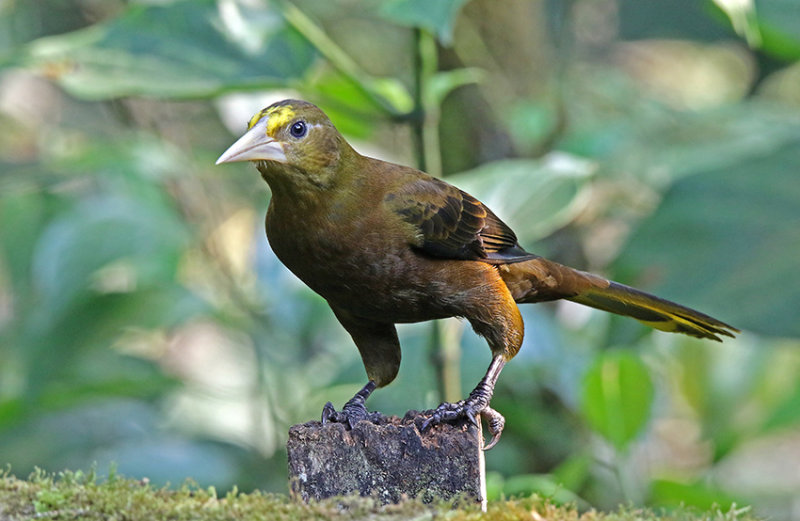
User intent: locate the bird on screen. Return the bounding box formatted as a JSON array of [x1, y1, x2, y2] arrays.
[[216, 99, 738, 450]]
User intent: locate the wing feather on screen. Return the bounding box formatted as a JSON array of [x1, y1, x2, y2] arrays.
[[386, 176, 535, 264]]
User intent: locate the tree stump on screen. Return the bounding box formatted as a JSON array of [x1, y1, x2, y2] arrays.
[[287, 410, 486, 508]]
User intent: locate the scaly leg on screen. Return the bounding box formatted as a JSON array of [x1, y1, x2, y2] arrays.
[[421, 356, 507, 450], [321, 380, 383, 429]]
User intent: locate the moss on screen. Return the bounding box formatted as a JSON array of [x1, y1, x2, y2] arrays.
[[0, 469, 759, 521]]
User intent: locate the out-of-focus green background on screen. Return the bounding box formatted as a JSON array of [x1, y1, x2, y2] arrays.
[[1, 0, 799, 517]]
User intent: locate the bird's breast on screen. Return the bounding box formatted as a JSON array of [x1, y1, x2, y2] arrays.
[[264, 202, 487, 323]]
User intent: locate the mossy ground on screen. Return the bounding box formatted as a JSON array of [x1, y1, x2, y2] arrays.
[[0, 469, 758, 521]]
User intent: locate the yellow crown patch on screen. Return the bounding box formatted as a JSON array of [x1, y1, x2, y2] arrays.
[[248, 105, 297, 137]]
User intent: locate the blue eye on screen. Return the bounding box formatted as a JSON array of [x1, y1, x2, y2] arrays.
[[289, 121, 307, 138]]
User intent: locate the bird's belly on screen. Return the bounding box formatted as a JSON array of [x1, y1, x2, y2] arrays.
[[274, 240, 481, 323]]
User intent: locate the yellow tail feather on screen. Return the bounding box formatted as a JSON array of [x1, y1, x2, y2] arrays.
[[499, 258, 738, 341], [568, 281, 739, 342]]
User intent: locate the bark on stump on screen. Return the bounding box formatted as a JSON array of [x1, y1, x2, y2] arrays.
[[287, 411, 486, 507]]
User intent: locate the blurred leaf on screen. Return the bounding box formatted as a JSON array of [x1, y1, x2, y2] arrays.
[[0, 189, 49, 296], [377, 0, 469, 45], [367, 76, 414, 114], [92, 438, 243, 489], [17, 285, 206, 407], [0, 398, 160, 472], [20, 0, 316, 99], [672, 340, 714, 419], [551, 452, 592, 492], [0, 398, 247, 489], [506, 100, 560, 155], [613, 140, 800, 339], [276, 0, 412, 115], [484, 471, 504, 501], [650, 478, 738, 510], [427, 68, 484, 107], [31, 194, 188, 317], [669, 338, 758, 461], [0, 400, 24, 427], [755, 0, 800, 60], [308, 71, 386, 138], [638, 106, 800, 181], [618, 0, 732, 42], [502, 473, 584, 504], [712, 0, 762, 51], [763, 381, 800, 431], [449, 155, 595, 244], [39, 351, 176, 411], [717, 0, 800, 60], [0, 0, 96, 52], [581, 350, 654, 451], [562, 77, 800, 183]]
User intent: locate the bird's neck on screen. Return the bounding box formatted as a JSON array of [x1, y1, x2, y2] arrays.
[[258, 163, 326, 209], [258, 141, 363, 211]]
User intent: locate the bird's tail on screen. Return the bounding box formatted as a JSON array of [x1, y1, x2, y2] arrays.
[[498, 258, 739, 342]]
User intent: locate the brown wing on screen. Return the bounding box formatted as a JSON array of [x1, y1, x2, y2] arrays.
[[386, 176, 535, 264]]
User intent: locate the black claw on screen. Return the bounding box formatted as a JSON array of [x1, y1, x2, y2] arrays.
[[321, 402, 336, 424], [483, 434, 501, 451], [420, 417, 433, 432], [480, 407, 505, 450]]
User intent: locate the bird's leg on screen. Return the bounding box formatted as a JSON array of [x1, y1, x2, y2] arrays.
[[321, 380, 383, 429], [422, 356, 507, 450]]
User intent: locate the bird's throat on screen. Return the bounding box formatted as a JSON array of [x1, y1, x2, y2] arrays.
[[257, 162, 331, 207]]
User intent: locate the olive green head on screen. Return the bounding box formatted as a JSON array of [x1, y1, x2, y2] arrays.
[[217, 99, 349, 184]]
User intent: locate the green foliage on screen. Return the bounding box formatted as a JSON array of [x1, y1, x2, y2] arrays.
[[488, 471, 586, 505], [18, 0, 316, 99], [613, 137, 800, 338], [450, 157, 594, 244], [377, 0, 469, 44], [651, 478, 738, 511], [581, 351, 654, 452], [717, 0, 800, 60], [1, 0, 800, 519]]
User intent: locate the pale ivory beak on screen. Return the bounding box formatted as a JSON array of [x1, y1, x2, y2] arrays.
[[216, 117, 287, 165]]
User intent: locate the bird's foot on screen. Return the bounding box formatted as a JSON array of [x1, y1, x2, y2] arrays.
[[320, 381, 382, 429], [320, 401, 384, 429], [420, 386, 505, 450]]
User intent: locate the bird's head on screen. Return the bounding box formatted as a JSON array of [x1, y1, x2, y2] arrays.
[[217, 99, 351, 188]]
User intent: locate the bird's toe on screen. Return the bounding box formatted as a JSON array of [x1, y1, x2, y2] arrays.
[[480, 406, 505, 450], [420, 397, 504, 450]]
